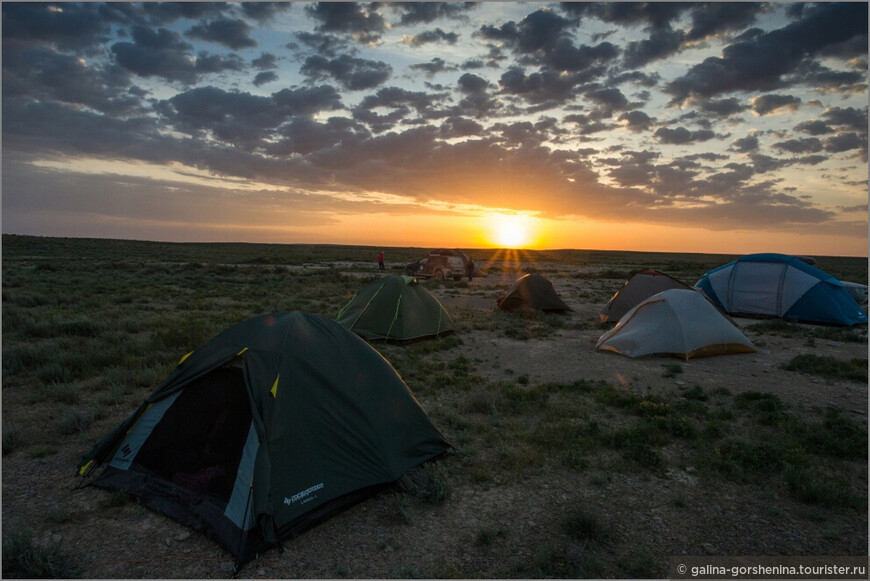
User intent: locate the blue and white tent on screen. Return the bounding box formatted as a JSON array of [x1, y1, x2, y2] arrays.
[[695, 253, 867, 326]]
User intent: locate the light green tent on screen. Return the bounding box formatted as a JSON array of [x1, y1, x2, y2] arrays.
[[337, 275, 455, 342]]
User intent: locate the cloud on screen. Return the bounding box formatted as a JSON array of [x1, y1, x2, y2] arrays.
[[617, 110, 654, 133], [409, 57, 456, 77], [301, 54, 392, 90], [622, 28, 685, 69], [111, 25, 243, 84], [392, 2, 479, 26], [824, 132, 864, 153], [253, 71, 278, 87], [1, 2, 111, 51], [666, 2, 869, 105], [794, 119, 833, 135], [252, 52, 278, 69], [772, 137, 823, 154], [402, 28, 459, 47], [731, 135, 759, 153], [187, 17, 257, 50], [654, 126, 717, 145], [305, 2, 387, 43], [751, 94, 801, 116]]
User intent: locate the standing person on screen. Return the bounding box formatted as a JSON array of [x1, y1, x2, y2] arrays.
[[377, 251, 385, 271], [466, 257, 475, 282]]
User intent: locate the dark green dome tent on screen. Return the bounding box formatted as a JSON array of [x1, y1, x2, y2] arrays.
[[497, 273, 572, 313], [337, 275, 455, 342], [77, 312, 449, 571]]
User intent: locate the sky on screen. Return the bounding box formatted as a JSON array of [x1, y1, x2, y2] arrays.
[[2, 1, 868, 256]]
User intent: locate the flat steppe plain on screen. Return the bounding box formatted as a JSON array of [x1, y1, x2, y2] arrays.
[[2, 235, 867, 578]]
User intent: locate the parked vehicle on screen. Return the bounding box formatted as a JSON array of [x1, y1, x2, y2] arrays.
[[405, 249, 474, 281]]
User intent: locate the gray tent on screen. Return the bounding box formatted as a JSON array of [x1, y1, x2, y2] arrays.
[[600, 269, 691, 323]]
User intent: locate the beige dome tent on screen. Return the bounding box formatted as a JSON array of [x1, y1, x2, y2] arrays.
[[596, 289, 756, 360], [599, 269, 691, 323]]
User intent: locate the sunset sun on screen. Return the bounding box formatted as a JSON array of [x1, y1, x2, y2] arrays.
[[487, 213, 535, 248]]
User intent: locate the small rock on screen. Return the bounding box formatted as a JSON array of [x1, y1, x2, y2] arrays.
[[685, 466, 696, 473], [175, 531, 191, 542], [220, 562, 234, 573], [164, 537, 172, 547], [257, 568, 266, 576], [702, 542, 717, 554]]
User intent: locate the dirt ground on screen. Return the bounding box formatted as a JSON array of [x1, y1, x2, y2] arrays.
[[2, 258, 867, 579]]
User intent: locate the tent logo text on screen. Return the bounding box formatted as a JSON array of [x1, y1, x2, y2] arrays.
[[285, 483, 324, 505]]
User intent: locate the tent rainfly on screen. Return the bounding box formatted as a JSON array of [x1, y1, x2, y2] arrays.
[[599, 269, 691, 323], [695, 253, 867, 326], [497, 273, 572, 313], [77, 312, 450, 571], [596, 289, 757, 360], [337, 275, 455, 342]]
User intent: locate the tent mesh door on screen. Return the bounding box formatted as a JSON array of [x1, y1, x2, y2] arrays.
[[131, 366, 253, 504]]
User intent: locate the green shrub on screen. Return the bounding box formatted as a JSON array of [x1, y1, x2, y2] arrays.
[[784, 465, 865, 509], [2, 529, 83, 578], [2, 425, 24, 456], [782, 354, 868, 383], [561, 506, 608, 542], [398, 462, 448, 506]]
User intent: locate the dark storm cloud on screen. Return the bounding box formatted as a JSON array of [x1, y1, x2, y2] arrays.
[[772, 138, 823, 154], [618, 110, 654, 132], [187, 18, 257, 50], [751, 94, 800, 116], [666, 2, 868, 105], [392, 2, 479, 25], [253, 71, 278, 87], [2, 2, 111, 51], [409, 58, 456, 76], [405, 28, 459, 47], [654, 127, 717, 145], [305, 2, 387, 41], [301, 54, 392, 90]]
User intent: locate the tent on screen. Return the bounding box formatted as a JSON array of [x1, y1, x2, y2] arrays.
[[337, 275, 454, 342], [77, 312, 450, 570], [695, 253, 867, 326], [497, 273, 572, 313], [599, 269, 691, 323], [596, 289, 757, 360]]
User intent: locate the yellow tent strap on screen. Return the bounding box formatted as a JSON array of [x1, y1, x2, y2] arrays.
[[79, 459, 94, 476], [179, 351, 193, 365], [271, 375, 279, 398], [237, 347, 248, 356]]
